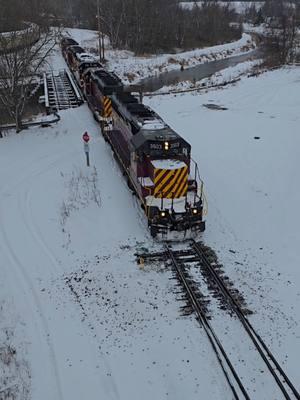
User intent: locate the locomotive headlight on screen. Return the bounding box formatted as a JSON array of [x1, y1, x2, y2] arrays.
[[164, 141, 169, 150], [192, 208, 198, 215], [160, 210, 166, 218]]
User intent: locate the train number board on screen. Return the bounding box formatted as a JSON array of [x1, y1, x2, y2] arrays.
[[149, 141, 180, 150]]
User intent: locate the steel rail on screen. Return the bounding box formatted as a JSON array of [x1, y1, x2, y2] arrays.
[[51, 71, 60, 110], [192, 240, 300, 400], [43, 72, 49, 109], [165, 244, 250, 400], [65, 68, 83, 104]]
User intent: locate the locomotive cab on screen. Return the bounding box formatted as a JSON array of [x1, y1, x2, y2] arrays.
[[131, 122, 206, 238], [76, 61, 102, 88], [60, 37, 79, 55], [65, 45, 85, 70], [105, 97, 206, 238]]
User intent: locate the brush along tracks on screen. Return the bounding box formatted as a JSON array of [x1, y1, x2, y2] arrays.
[[137, 242, 300, 400]]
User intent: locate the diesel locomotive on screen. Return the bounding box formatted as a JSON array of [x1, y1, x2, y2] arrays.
[[61, 36, 206, 238]]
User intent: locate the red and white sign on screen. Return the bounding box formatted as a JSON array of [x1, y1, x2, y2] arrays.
[[82, 132, 90, 143]]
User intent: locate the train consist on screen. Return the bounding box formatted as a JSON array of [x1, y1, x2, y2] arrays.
[[61, 37, 206, 238]]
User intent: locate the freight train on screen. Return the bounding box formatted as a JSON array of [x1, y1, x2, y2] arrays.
[[60, 36, 207, 238]]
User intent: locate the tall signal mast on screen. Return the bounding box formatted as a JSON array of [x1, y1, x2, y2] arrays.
[[97, 0, 105, 62]]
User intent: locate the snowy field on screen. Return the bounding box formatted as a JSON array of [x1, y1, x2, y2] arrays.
[[0, 41, 299, 399], [146, 66, 300, 388], [0, 105, 233, 400], [65, 28, 256, 85]]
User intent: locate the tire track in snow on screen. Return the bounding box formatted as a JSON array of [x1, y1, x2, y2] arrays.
[[0, 157, 67, 400], [7, 149, 121, 399], [0, 215, 64, 400], [0, 151, 91, 399], [22, 167, 121, 400]]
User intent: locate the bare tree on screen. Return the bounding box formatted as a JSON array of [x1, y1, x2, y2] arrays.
[[98, 0, 126, 49], [0, 25, 59, 132], [263, 0, 297, 64]]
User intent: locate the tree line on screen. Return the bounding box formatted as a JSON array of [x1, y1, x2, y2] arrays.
[[80, 0, 242, 54], [0, 0, 54, 31], [1, 0, 299, 62], [1, 0, 242, 54], [244, 0, 300, 64], [1, 0, 299, 132]]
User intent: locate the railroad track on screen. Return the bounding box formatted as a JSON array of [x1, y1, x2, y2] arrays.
[[138, 241, 300, 400], [43, 70, 83, 111]]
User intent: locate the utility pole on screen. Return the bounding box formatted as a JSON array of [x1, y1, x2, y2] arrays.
[[101, 30, 105, 61], [97, 0, 105, 62]]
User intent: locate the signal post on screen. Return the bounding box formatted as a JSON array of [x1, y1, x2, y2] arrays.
[[82, 132, 90, 166]]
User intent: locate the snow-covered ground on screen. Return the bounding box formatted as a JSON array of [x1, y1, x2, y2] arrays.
[[146, 66, 300, 388], [0, 105, 234, 400], [65, 28, 256, 85], [1, 39, 299, 399], [243, 22, 268, 35]]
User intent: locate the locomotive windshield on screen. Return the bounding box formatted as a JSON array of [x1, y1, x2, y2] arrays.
[[148, 139, 190, 157]]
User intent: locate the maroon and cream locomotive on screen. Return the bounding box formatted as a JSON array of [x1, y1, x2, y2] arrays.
[[61, 36, 206, 238]]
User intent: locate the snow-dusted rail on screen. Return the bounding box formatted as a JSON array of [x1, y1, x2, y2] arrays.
[[164, 244, 249, 400], [191, 240, 300, 400], [137, 245, 249, 398], [137, 243, 300, 400]]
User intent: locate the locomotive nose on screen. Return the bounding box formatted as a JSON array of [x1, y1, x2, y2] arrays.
[[152, 160, 188, 200]]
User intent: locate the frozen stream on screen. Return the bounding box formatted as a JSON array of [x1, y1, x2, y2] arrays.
[[139, 48, 262, 92]]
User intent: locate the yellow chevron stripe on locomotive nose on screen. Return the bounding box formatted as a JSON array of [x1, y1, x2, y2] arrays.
[[154, 166, 188, 198], [103, 96, 112, 118]]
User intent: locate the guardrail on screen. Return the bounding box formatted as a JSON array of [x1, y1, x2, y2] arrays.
[[43, 72, 50, 109], [65, 69, 84, 104], [143, 77, 241, 97], [0, 112, 60, 135], [0, 22, 40, 54]]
